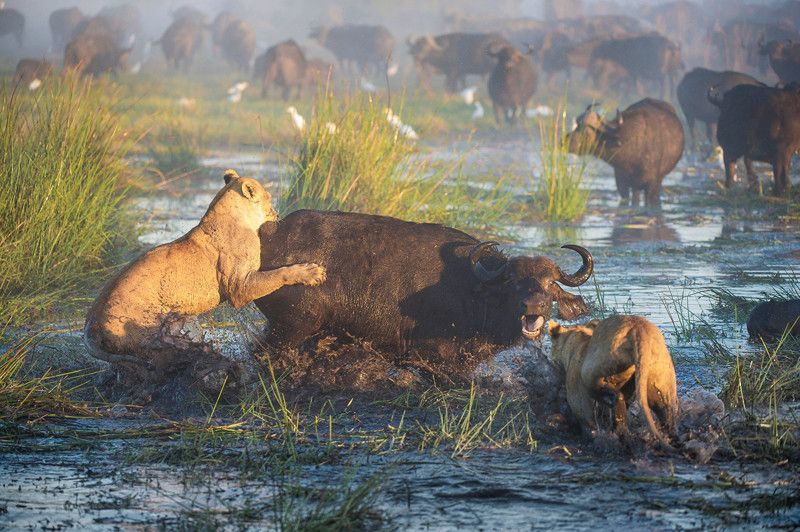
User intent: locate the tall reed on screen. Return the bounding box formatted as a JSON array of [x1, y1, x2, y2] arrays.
[[0, 76, 135, 324], [281, 92, 513, 230], [532, 106, 594, 222]]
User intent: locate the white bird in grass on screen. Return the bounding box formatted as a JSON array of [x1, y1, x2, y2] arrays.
[[385, 108, 418, 140], [324, 122, 338, 134], [386, 63, 399, 77], [459, 85, 478, 105], [129, 61, 142, 74], [708, 145, 725, 170], [227, 81, 249, 103], [177, 96, 196, 111], [526, 104, 554, 118], [287, 106, 306, 132], [360, 77, 377, 93], [28, 78, 42, 91], [471, 101, 484, 120]]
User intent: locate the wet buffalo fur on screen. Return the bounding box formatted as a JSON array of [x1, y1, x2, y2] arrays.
[[747, 299, 800, 340], [256, 210, 593, 377]]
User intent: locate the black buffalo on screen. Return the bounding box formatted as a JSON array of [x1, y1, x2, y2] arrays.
[[310, 24, 393, 75], [155, 18, 204, 72], [677, 68, 763, 144], [747, 300, 800, 340], [708, 20, 798, 74], [64, 32, 130, 77], [253, 39, 306, 100], [566, 99, 685, 208], [589, 33, 683, 98], [759, 39, 800, 84], [49, 7, 85, 50], [487, 45, 537, 126], [711, 82, 800, 195], [0, 8, 24, 46], [255, 210, 593, 365], [408, 32, 508, 92], [220, 18, 256, 72]]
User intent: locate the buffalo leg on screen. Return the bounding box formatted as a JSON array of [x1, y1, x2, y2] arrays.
[[615, 169, 631, 205], [645, 181, 662, 209], [744, 158, 759, 191], [492, 102, 503, 126], [723, 154, 737, 188], [707, 122, 717, 144], [686, 116, 696, 145], [773, 150, 792, 196]]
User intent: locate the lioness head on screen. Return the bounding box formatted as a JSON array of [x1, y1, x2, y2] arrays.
[[204, 169, 278, 229], [548, 320, 597, 370]]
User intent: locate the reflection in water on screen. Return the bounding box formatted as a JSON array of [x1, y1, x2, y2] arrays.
[[610, 215, 679, 245]]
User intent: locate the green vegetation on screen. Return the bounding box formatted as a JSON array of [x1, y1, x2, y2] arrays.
[[0, 332, 95, 425], [281, 92, 515, 230], [531, 105, 594, 222], [0, 76, 136, 324], [146, 112, 205, 176]]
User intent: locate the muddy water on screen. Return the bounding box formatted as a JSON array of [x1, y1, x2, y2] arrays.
[[2, 133, 799, 529]]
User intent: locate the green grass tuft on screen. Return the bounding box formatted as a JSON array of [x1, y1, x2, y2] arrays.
[[281, 92, 515, 230], [531, 105, 593, 222], [0, 76, 137, 324]]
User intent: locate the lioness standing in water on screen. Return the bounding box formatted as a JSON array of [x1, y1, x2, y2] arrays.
[[549, 315, 678, 445], [84, 170, 326, 396]]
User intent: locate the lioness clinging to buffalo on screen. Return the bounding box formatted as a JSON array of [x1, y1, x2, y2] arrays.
[[84, 170, 326, 397]]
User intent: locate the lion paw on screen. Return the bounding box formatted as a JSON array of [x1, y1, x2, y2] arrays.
[[290, 263, 327, 286]]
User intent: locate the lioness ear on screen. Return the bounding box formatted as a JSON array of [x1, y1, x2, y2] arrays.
[[241, 181, 257, 200], [223, 169, 240, 185]]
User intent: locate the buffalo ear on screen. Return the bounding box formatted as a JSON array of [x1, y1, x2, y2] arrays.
[[553, 285, 589, 320], [548, 320, 561, 338]]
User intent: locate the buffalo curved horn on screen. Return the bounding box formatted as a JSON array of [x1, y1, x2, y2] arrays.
[[470, 241, 508, 283], [557, 245, 593, 287]]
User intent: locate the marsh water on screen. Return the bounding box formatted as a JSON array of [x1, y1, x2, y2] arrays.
[[2, 133, 799, 529]]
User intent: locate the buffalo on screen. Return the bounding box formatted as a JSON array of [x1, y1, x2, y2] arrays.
[[253, 39, 306, 100], [566, 99, 684, 208], [589, 33, 683, 99], [538, 30, 573, 86], [408, 33, 509, 92], [49, 7, 85, 50], [747, 300, 800, 340], [64, 32, 130, 77], [255, 210, 593, 370], [303, 58, 334, 93], [487, 45, 537, 126], [708, 21, 798, 74], [711, 82, 800, 195], [210, 11, 235, 49], [155, 18, 204, 72], [171, 5, 208, 25], [677, 68, 763, 144], [759, 39, 800, 84], [13, 59, 52, 87], [220, 18, 256, 72], [97, 3, 140, 48], [0, 8, 24, 46], [310, 24, 393, 75]]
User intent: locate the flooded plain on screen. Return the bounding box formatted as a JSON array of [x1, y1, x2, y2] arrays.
[[2, 132, 799, 529]]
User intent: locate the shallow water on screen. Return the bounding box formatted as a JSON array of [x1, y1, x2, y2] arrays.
[[3, 133, 799, 529]]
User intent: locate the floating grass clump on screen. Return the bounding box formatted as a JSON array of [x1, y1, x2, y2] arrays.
[[282, 93, 514, 230], [532, 106, 593, 223], [0, 333, 95, 425], [0, 76, 135, 324]]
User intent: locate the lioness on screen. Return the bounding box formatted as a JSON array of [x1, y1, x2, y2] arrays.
[[549, 315, 678, 445], [84, 170, 326, 395]]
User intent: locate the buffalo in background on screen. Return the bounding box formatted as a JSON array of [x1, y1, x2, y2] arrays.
[[759, 39, 800, 84], [255, 210, 593, 376], [155, 17, 204, 72], [711, 82, 800, 195], [566, 99, 685, 208], [253, 39, 307, 99], [0, 8, 24, 47], [677, 67, 762, 144], [487, 44, 537, 126], [310, 24, 394, 76], [49, 7, 85, 51], [408, 33, 509, 92]]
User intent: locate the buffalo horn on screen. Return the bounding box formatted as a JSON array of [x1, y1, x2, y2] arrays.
[[470, 241, 508, 283], [557, 245, 593, 287]]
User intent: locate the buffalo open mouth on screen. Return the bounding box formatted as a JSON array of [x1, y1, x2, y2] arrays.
[[521, 315, 546, 340]]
